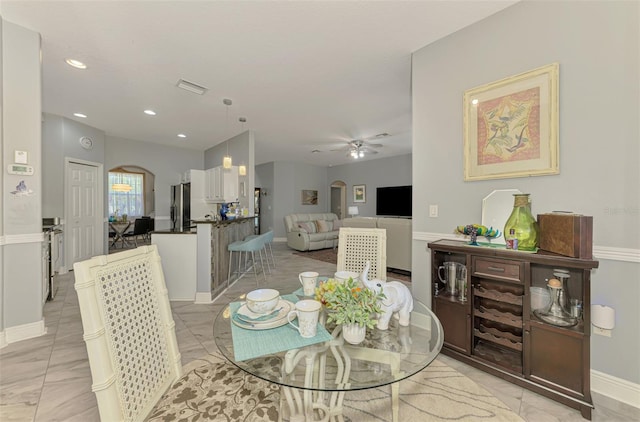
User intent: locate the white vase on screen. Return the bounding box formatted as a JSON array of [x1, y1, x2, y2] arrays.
[[342, 323, 366, 345]]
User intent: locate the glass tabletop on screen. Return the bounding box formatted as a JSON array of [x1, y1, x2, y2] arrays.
[[213, 284, 444, 392]]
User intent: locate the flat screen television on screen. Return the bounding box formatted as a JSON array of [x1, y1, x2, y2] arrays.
[[376, 185, 412, 217]]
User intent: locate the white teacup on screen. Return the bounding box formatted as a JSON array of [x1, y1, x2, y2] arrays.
[[334, 270, 360, 283], [287, 299, 321, 338], [246, 288, 280, 314], [299, 271, 319, 296]]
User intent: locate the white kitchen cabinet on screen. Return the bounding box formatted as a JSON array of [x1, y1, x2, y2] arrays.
[[205, 166, 239, 203]]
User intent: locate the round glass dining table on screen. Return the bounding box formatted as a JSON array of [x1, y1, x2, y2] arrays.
[[213, 281, 444, 422]]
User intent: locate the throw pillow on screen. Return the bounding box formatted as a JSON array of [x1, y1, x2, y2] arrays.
[[297, 221, 317, 233], [315, 220, 332, 233]]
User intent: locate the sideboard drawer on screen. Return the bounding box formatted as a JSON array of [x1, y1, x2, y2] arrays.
[[473, 257, 523, 283]]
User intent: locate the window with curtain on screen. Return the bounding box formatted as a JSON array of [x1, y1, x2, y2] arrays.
[[109, 171, 145, 217]]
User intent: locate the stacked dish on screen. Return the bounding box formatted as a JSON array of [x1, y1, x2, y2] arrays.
[[233, 298, 295, 330]]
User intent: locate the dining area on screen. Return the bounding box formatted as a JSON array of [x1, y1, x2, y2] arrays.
[[72, 226, 452, 422], [210, 273, 443, 422], [6, 240, 546, 421], [108, 216, 154, 250]]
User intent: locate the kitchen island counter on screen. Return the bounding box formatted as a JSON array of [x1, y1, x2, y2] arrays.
[[151, 217, 254, 303]]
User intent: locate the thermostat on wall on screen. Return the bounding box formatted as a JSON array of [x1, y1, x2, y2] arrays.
[[7, 164, 35, 175]]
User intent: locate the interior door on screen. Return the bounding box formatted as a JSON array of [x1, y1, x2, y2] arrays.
[[330, 182, 346, 219], [66, 160, 102, 265]]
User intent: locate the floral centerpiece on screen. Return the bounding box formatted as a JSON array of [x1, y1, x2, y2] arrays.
[[315, 278, 385, 330]]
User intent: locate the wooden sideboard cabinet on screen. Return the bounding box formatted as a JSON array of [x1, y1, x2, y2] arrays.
[[428, 239, 599, 419]]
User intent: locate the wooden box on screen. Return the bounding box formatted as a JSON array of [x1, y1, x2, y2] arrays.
[[537, 213, 593, 258]]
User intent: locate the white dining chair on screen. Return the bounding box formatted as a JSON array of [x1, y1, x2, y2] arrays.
[[337, 227, 387, 281], [74, 245, 279, 421]]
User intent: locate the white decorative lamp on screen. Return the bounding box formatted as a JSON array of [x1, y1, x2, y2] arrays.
[[348, 206, 359, 218]]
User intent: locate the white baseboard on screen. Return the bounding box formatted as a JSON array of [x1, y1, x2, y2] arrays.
[[194, 292, 213, 304], [274, 237, 287, 243], [0, 331, 7, 349], [592, 370, 640, 410], [5, 319, 47, 344]]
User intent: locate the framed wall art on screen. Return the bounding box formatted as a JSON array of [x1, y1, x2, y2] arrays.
[[353, 184, 366, 203], [301, 189, 318, 205], [463, 63, 559, 181]]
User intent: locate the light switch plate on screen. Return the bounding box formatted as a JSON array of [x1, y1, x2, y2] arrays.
[[14, 150, 28, 164]]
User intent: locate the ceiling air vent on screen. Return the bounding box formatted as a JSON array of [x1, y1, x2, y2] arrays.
[[176, 79, 208, 95]]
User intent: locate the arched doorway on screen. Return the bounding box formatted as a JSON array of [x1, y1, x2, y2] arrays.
[[330, 181, 347, 219]]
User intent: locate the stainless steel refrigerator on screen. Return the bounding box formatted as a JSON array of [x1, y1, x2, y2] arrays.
[[170, 183, 191, 230]]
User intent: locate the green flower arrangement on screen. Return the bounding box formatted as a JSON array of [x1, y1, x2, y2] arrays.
[[315, 278, 386, 329]]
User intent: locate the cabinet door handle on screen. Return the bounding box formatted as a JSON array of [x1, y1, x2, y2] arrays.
[[487, 266, 505, 272]]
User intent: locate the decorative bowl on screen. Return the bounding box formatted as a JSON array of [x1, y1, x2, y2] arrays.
[[334, 271, 360, 283], [246, 288, 280, 314]]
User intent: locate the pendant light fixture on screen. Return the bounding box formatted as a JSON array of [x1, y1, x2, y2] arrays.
[[222, 98, 233, 169], [111, 183, 132, 192], [238, 116, 247, 175]]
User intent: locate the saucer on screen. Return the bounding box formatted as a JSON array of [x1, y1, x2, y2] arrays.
[[233, 299, 294, 330]]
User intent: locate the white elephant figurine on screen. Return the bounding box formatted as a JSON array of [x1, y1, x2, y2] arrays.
[[361, 262, 413, 330]]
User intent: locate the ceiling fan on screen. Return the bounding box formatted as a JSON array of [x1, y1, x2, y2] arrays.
[[330, 133, 389, 159]]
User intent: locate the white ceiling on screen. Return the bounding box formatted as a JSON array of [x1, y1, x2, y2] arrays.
[[1, 0, 517, 166]]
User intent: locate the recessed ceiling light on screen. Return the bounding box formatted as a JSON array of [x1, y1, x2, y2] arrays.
[[73, 113, 87, 118], [65, 59, 86, 69], [144, 109, 157, 116], [177, 133, 187, 138]]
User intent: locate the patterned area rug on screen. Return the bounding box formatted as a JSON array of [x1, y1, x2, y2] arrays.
[[157, 354, 522, 421], [342, 359, 523, 421], [292, 248, 411, 282]]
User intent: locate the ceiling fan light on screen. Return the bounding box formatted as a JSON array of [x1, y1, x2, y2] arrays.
[[359, 151, 364, 158]]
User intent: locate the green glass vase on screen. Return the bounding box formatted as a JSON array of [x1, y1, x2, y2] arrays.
[[504, 193, 539, 251]]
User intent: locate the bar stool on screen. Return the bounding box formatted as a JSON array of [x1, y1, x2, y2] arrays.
[[227, 235, 267, 286], [243, 230, 275, 274]]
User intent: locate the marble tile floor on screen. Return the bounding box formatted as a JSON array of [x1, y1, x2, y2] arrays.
[[1, 243, 637, 421]]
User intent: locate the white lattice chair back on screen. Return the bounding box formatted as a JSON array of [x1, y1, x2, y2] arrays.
[[73, 245, 182, 422], [337, 227, 387, 281]]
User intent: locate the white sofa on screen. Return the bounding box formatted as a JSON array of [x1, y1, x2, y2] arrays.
[[284, 213, 340, 251], [342, 217, 412, 273]]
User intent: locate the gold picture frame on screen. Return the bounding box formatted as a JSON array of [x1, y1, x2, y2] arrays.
[[463, 63, 559, 181], [301, 190, 318, 205], [353, 184, 366, 203]]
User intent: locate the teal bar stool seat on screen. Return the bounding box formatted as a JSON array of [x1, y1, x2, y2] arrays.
[[227, 235, 267, 285], [243, 230, 275, 274]]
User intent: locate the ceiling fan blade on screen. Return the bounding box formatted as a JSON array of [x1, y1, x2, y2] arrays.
[[330, 145, 351, 152], [361, 133, 390, 142], [366, 143, 383, 148]]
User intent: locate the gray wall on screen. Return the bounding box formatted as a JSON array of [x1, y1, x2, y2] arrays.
[[204, 130, 255, 215], [327, 154, 412, 217], [106, 135, 203, 229], [255, 162, 275, 235], [1, 20, 43, 332], [257, 155, 412, 238], [412, 0, 639, 385], [42, 114, 106, 219], [274, 162, 329, 238]]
